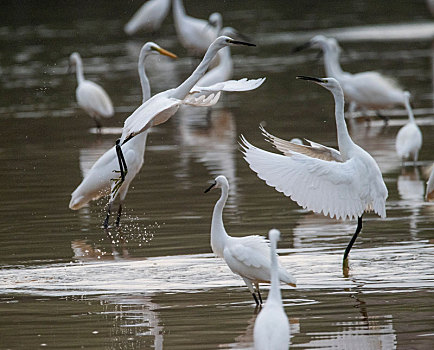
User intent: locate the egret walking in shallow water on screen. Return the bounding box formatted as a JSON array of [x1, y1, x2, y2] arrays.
[[205, 175, 296, 306], [69, 43, 177, 228], [294, 35, 407, 120], [241, 77, 388, 268], [69, 52, 114, 131], [395, 92, 422, 163], [124, 0, 171, 35], [253, 229, 290, 350]]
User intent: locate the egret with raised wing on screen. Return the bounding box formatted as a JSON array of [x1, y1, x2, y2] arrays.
[[204, 175, 296, 306], [395, 92, 423, 164], [253, 229, 290, 350], [241, 77, 388, 269], [69, 52, 114, 131], [69, 43, 177, 228]]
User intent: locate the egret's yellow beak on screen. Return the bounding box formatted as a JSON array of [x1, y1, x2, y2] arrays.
[[154, 47, 177, 59]]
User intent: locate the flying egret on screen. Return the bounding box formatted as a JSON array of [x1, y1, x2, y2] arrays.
[[253, 229, 290, 350], [241, 77, 388, 268], [395, 92, 423, 163], [69, 52, 114, 131], [69, 43, 177, 228], [426, 165, 434, 201], [172, 0, 222, 56], [294, 35, 407, 120], [124, 0, 171, 35], [204, 175, 296, 306]]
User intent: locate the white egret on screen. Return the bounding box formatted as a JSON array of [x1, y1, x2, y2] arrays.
[[69, 43, 177, 228], [253, 229, 290, 350], [426, 165, 434, 201], [124, 0, 171, 35], [395, 92, 423, 163], [204, 175, 296, 306], [241, 77, 388, 267], [172, 0, 222, 55], [69, 52, 114, 130], [294, 35, 407, 120]]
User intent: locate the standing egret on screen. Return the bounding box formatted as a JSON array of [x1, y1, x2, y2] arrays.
[[69, 52, 114, 131], [124, 0, 171, 35], [395, 92, 423, 163], [204, 175, 296, 306], [294, 35, 407, 120], [253, 229, 290, 350], [172, 0, 222, 55], [69, 43, 177, 228], [241, 77, 388, 268]]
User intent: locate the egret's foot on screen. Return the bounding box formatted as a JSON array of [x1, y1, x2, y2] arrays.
[[103, 215, 110, 229], [343, 257, 350, 277], [111, 169, 128, 196]]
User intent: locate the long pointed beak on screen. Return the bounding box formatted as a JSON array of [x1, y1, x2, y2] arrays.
[[204, 182, 216, 193], [296, 75, 325, 84], [229, 39, 256, 47], [292, 41, 311, 53], [155, 47, 177, 59]]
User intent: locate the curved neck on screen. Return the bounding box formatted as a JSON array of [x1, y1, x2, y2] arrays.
[[172, 41, 223, 99], [74, 57, 85, 84], [172, 0, 186, 20], [138, 50, 151, 103], [210, 185, 229, 257], [333, 87, 354, 158], [323, 47, 344, 79], [268, 238, 282, 304], [404, 94, 415, 123]]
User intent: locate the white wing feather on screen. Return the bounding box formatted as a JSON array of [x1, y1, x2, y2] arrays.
[[191, 77, 266, 93]]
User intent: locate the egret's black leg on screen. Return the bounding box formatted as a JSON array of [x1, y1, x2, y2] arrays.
[[103, 201, 112, 229], [376, 111, 389, 125], [257, 290, 263, 305], [115, 139, 128, 181], [115, 202, 123, 227], [95, 118, 102, 133], [252, 293, 260, 306], [343, 216, 363, 265]]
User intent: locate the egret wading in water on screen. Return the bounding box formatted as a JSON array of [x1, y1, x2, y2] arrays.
[[124, 0, 171, 35], [253, 229, 290, 350], [68, 52, 114, 131], [294, 35, 407, 121], [241, 77, 388, 269], [69, 43, 177, 228], [172, 0, 222, 56], [113, 36, 265, 192], [395, 92, 422, 164], [204, 175, 296, 306]]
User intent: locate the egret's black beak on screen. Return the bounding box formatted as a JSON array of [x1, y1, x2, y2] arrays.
[[296, 76, 325, 83], [292, 41, 312, 53], [204, 182, 216, 193], [229, 39, 256, 47]]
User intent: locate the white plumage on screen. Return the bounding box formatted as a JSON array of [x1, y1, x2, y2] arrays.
[[205, 175, 296, 306], [426, 165, 434, 201], [69, 52, 114, 129], [241, 76, 388, 264], [395, 92, 423, 163], [253, 229, 290, 350], [124, 0, 170, 35]]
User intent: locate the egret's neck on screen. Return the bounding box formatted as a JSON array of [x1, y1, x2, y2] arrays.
[[333, 88, 354, 158], [404, 94, 415, 123], [172, 0, 186, 20], [172, 41, 223, 100], [75, 58, 85, 85], [210, 186, 229, 257], [323, 47, 344, 79], [138, 51, 151, 103], [268, 238, 282, 304]]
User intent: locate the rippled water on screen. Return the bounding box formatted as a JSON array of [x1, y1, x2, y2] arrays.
[[1, 0, 434, 349]]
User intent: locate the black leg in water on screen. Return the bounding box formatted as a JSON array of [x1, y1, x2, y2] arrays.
[[115, 203, 123, 227], [257, 290, 263, 305], [103, 201, 112, 229], [376, 111, 389, 125], [343, 216, 363, 267], [252, 293, 260, 306]]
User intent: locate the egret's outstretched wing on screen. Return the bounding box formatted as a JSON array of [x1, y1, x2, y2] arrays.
[[241, 136, 376, 220], [192, 77, 266, 93], [260, 126, 343, 162], [183, 91, 221, 107]]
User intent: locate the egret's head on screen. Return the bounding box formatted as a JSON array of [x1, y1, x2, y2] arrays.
[[292, 35, 332, 53], [69, 52, 81, 65], [204, 175, 229, 193], [208, 12, 222, 28], [296, 76, 343, 94], [140, 42, 177, 59], [213, 36, 256, 50], [268, 229, 281, 242]]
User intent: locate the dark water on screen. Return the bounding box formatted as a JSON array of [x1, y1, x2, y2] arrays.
[[0, 0, 433, 349]]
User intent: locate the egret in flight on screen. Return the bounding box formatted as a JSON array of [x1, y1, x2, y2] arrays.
[[241, 77, 388, 268], [205, 175, 296, 306], [69, 52, 114, 131], [395, 92, 422, 164], [69, 43, 177, 228], [253, 229, 290, 350], [173, 0, 222, 56], [294, 35, 407, 121], [124, 0, 171, 35]]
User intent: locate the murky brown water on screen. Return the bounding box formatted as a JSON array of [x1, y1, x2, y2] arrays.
[[1, 0, 434, 349]]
